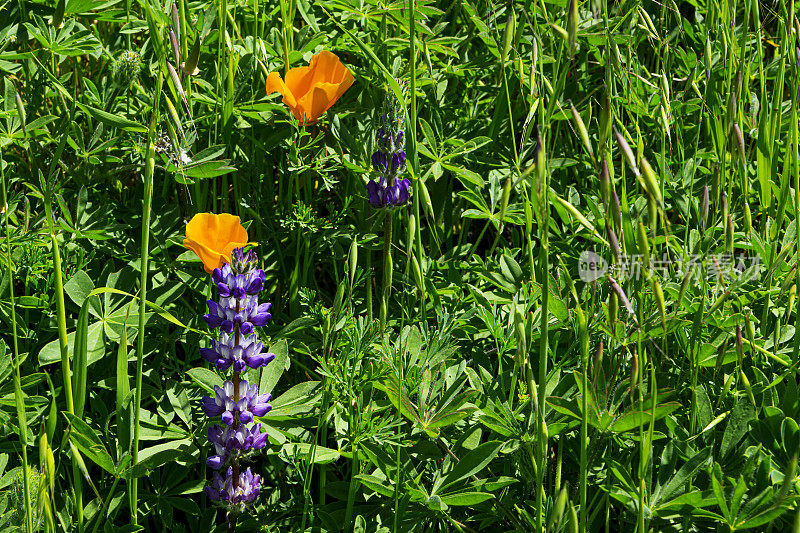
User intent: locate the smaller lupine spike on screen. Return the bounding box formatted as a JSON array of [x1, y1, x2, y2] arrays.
[[366, 80, 412, 209]]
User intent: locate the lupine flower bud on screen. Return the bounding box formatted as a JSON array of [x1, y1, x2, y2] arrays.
[[113, 50, 142, 90]]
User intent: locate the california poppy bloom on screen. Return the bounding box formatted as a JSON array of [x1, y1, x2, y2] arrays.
[[266, 51, 354, 124], [183, 213, 252, 273]]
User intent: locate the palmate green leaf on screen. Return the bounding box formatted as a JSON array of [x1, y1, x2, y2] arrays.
[[38, 321, 104, 367], [651, 446, 712, 507], [265, 381, 321, 418], [377, 378, 419, 424]]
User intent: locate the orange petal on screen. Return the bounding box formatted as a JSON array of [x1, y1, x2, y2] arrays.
[[297, 78, 354, 123], [267, 71, 299, 110], [183, 237, 225, 272]]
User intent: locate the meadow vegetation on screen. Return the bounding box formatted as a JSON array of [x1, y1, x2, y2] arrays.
[[1, 0, 800, 531]]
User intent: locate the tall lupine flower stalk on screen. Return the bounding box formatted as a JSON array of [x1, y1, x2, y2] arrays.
[[365, 82, 411, 333], [199, 248, 275, 524]]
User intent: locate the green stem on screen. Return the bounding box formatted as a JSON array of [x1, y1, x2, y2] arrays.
[[131, 70, 164, 525], [1, 149, 33, 533], [380, 212, 393, 334], [535, 136, 549, 533], [44, 172, 80, 530]]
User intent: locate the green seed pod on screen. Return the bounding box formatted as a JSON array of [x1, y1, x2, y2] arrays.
[[637, 222, 650, 272], [740, 370, 756, 407], [744, 203, 752, 234], [725, 214, 734, 254], [551, 22, 569, 42], [704, 37, 712, 78], [567, 0, 578, 56], [593, 339, 604, 381], [419, 177, 435, 220], [571, 103, 595, 163], [406, 213, 416, 260], [39, 426, 48, 472], [608, 291, 618, 334], [502, 10, 515, 63], [610, 189, 622, 234], [514, 307, 527, 365], [701, 184, 709, 231], [348, 238, 358, 284], [14, 90, 26, 136], [600, 156, 610, 207], [600, 93, 612, 150], [613, 125, 640, 178], [735, 324, 744, 366], [732, 123, 746, 167], [638, 157, 663, 205], [567, 502, 579, 533], [790, 285, 797, 325], [412, 256, 423, 292], [651, 277, 665, 327], [607, 225, 621, 263], [549, 485, 569, 529]]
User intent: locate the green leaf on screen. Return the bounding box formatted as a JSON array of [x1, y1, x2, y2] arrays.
[[182, 160, 236, 179], [442, 441, 503, 488], [721, 400, 756, 459], [259, 339, 288, 395], [610, 402, 681, 433], [65, 413, 116, 475], [279, 443, 340, 464], [124, 439, 194, 479], [439, 491, 494, 506], [186, 368, 221, 393], [76, 102, 146, 132], [355, 474, 394, 497]]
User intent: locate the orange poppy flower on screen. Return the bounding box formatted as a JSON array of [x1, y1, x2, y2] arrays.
[[266, 51, 354, 124], [183, 213, 252, 273]]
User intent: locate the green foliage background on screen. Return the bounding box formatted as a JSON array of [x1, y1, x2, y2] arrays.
[[1, 0, 800, 531]]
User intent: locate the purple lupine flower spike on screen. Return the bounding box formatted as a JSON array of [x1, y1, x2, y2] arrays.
[[198, 246, 275, 511], [366, 80, 411, 209]]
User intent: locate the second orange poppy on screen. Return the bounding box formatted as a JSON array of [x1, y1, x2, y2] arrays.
[[266, 51, 354, 124]]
